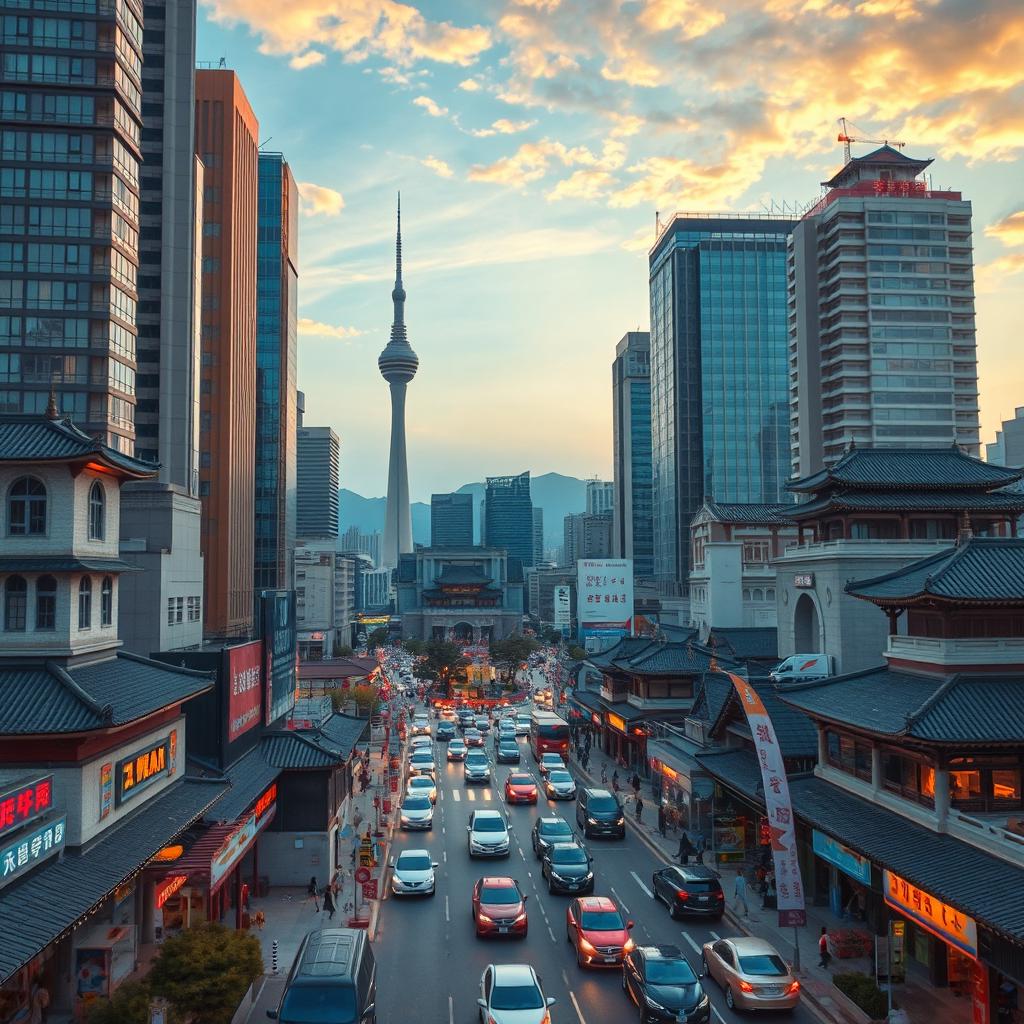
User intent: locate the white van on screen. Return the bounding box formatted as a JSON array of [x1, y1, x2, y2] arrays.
[[770, 653, 833, 684]]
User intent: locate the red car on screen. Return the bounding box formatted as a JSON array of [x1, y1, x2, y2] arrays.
[[504, 772, 538, 804], [565, 895, 634, 969], [472, 876, 528, 938]]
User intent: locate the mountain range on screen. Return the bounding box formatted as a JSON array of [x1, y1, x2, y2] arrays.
[[338, 473, 591, 550]]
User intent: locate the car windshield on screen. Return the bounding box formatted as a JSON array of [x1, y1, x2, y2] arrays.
[[474, 817, 506, 832], [537, 723, 569, 740], [549, 771, 572, 783], [280, 986, 357, 1024], [466, 756, 487, 766], [509, 775, 533, 786], [397, 854, 432, 871], [480, 886, 520, 904], [647, 960, 698, 985], [500, 743, 518, 751], [542, 755, 562, 764], [738, 954, 788, 977], [411, 754, 432, 762], [588, 796, 620, 814], [403, 797, 430, 810], [552, 847, 588, 864], [409, 779, 432, 790], [580, 910, 624, 930], [541, 821, 571, 837], [491, 984, 543, 1011]]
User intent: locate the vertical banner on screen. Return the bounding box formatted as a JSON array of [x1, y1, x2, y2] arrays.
[[726, 672, 807, 927], [99, 763, 113, 821]]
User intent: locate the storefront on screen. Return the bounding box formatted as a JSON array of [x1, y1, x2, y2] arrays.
[[811, 829, 875, 924], [647, 742, 714, 840]]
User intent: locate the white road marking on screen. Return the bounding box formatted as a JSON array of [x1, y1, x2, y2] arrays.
[[451, 790, 461, 802], [681, 932, 702, 956], [710, 929, 722, 940], [610, 886, 630, 914], [448, 994, 454, 1024], [547, 924, 556, 943], [484, 789, 492, 800], [468, 790, 476, 801], [445, 895, 450, 922], [630, 871, 654, 899], [569, 990, 587, 1024], [712, 1009, 726, 1024], [442, 850, 447, 863]]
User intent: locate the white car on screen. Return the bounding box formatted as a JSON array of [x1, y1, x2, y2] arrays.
[[538, 753, 566, 777], [406, 775, 437, 803], [447, 739, 468, 761], [408, 752, 436, 777], [399, 794, 434, 830], [467, 809, 511, 858], [409, 735, 433, 751], [515, 716, 531, 736], [390, 848, 437, 896], [411, 715, 431, 736], [477, 964, 555, 1024]]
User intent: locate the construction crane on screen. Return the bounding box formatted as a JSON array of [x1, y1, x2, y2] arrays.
[[837, 117, 906, 164]]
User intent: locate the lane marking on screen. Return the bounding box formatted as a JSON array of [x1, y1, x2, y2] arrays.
[[442, 850, 447, 863], [451, 790, 461, 802], [444, 895, 450, 922], [468, 790, 476, 802], [610, 886, 630, 914], [710, 929, 722, 940], [569, 990, 587, 1024], [448, 994, 454, 1024], [630, 871, 654, 899], [681, 932, 702, 956], [712, 1009, 726, 1024]]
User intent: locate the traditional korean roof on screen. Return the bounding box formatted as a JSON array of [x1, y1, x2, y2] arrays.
[[0, 556, 141, 573], [585, 636, 653, 669], [422, 586, 501, 600], [0, 653, 213, 735], [693, 502, 795, 525], [789, 445, 1021, 495], [778, 665, 1024, 744], [706, 627, 779, 661], [434, 564, 493, 585], [823, 145, 932, 188], [312, 713, 369, 758], [297, 657, 379, 681], [207, 747, 282, 822], [845, 538, 1024, 607], [789, 490, 1024, 519], [613, 640, 739, 677], [710, 678, 818, 758], [689, 673, 734, 725], [261, 730, 345, 769], [0, 415, 157, 479]]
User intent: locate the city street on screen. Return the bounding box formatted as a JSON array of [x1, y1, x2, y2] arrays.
[[375, 705, 824, 1024]]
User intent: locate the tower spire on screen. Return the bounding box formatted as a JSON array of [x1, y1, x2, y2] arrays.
[[390, 192, 406, 344]]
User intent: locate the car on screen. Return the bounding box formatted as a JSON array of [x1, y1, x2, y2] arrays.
[[494, 724, 515, 746], [441, 708, 459, 723], [700, 937, 800, 1012], [652, 865, 724, 920], [543, 769, 577, 800], [542, 842, 594, 895], [411, 715, 431, 737], [465, 729, 485, 747], [504, 772, 538, 804], [467, 809, 511, 857], [390, 848, 438, 896], [472, 877, 528, 938], [406, 775, 437, 803], [477, 964, 555, 1024], [408, 752, 436, 777], [623, 944, 711, 1023], [399, 794, 434, 830], [475, 717, 491, 733], [538, 753, 566, 777], [566, 895, 634, 969], [577, 788, 626, 839], [515, 714, 531, 736], [464, 754, 492, 784], [496, 741, 521, 765], [531, 816, 574, 857], [436, 721, 456, 741], [447, 738, 468, 761], [409, 735, 433, 752]]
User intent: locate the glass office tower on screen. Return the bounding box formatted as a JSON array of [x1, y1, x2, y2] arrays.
[[649, 215, 795, 590], [484, 472, 535, 567]]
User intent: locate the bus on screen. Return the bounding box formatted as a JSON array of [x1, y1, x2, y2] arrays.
[[529, 709, 569, 761]]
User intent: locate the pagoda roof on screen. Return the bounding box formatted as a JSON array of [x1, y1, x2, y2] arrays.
[[789, 489, 1024, 520], [845, 537, 1024, 607], [434, 564, 493, 585], [823, 145, 932, 188], [788, 445, 1021, 495], [0, 415, 157, 479], [706, 627, 779, 661], [710, 678, 818, 758], [593, 638, 741, 677], [693, 502, 795, 526]]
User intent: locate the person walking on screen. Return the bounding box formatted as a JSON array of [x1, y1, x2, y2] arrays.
[[630, 772, 641, 797], [635, 795, 644, 823], [657, 804, 667, 837], [322, 884, 336, 920], [695, 833, 707, 865], [817, 927, 832, 969], [676, 832, 694, 865], [307, 876, 320, 912], [733, 871, 749, 917], [612, 769, 620, 793]]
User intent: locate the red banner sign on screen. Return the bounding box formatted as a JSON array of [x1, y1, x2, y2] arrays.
[[156, 875, 188, 908], [361, 879, 378, 900], [227, 641, 264, 742], [0, 775, 53, 840]]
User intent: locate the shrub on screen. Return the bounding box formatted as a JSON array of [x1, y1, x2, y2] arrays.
[[833, 971, 893, 1019], [86, 981, 158, 1024]]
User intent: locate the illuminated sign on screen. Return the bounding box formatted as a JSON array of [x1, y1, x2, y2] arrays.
[[812, 830, 872, 885], [116, 738, 170, 806], [156, 875, 187, 909], [225, 641, 263, 743], [661, 764, 679, 782], [883, 870, 977, 958], [0, 816, 65, 888], [607, 713, 626, 733], [152, 844, 184, 863], [253, 784, 277, 821], [793, 574, 815, 589], [99, 763, 113, 821], [0, 775, 54, 840]]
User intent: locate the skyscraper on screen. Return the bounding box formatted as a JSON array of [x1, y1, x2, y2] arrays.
[[586, 480, 614, 515], [379, 197, 418, 567], [612, 331, 653, 576], [431, 492, 473, 547], [789, 146, 981, 477], [0, 0, 144, 450], [564, 511, 613, 563], [649, 214, 796, 590], [194, 70, 259, 637], [484, 472, 534, 566], [254, 153, 298, 591], [532, 507, 544, 566], [297, 426, 340, 539]]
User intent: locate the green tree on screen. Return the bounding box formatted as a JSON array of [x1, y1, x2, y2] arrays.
[[540, 626, 562, 645], [86, 982, 157, 1024], [147, 925, 262, 1024], [489, 633, 539, 685], [402, 638, 426, 657], [351, 683, 380, 716], [417, 640, 469, 698], [567, 645, 586, 661], [366, 626, 389, 651], [333, 643, 354, 657]]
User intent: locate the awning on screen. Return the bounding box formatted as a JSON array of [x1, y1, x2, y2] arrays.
[[171, 823, 239, 889]]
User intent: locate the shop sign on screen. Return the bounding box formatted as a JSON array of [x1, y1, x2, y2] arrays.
[[225, 641, 263, 743], [152, 844, 184, 863], [607, 712, 626, 734], [156, 875, 187, 909], [210, 814, 258, 889], [253, 784, 277, 822], [883, 870, 977, 958], [0, 815, 65, 887], [116, 734, 175, 806], [99, 763, 113, 821], [0, 775, 54, 839], [812, 830, 872, 885], [793, 574, 815, 588], [661, 764, 679, 782]]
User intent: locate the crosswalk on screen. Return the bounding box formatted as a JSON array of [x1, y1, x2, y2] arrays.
[[449, 788, 494, 802]]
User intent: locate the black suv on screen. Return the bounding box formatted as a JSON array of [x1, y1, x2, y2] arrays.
[[651, 865, 724, 920], [576, 787, 625, 839]]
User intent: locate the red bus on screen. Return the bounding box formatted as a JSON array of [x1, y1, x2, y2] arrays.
[[529, 710, 569, 760]]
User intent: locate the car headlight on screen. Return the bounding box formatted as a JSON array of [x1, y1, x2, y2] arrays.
[[623, 938, 635, 953], [615, 817, 625, 826], [550, 872, 565, 882], [697, 992, 710, 1007], [477, 912, 493, 924], [587, 817, 599, 825], [513, 912, 527, 924]]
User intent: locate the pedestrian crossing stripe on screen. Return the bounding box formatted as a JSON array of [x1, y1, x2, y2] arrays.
[[451, 790, 461, 802]]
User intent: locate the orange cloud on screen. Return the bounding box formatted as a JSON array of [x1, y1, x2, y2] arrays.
[[413, 94, 448, 117], [637, 0, 726, 38], [297, 182, 345, 216], [986, 210, 1024, 248], [546, 169, 616, 201], [298, 318, 363, 339], [471, 117, 536, 137], [289, 50, 325, 69], [421, 155, 454, 178]]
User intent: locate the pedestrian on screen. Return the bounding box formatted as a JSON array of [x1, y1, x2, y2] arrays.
[[818, 927, 832, 969], [308, 876, 320, 912], [631, 772, 641, 796], [612, 769, 620, 792], [733, 871, 749, 917], [635, 796, 644, 822], [695, 833, 706, 865], [323, 884, 336, 920], [676, 832, 694, 864], [28, 982, 49, 1024], [657, 804, 667, 837]]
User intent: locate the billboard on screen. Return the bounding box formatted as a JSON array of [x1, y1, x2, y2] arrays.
[[576, 559, 633, 641], [225, 641, 263, 743], [553, 586, 571, 629], [261, 591, 297, 726]]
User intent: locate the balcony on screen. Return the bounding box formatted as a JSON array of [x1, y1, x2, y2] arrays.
[[885, 634, 1024, 669]]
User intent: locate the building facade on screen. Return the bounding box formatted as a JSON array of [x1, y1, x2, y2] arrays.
[[789, 146, 981, 478], [564, 511, 613, 564], [612, 331, 653, 576], [194, 70, 259, 638], [649, 215, 795, 592], [340, 526, 381, 568], [586, 479, 614, 515], [296, 426, 339, 539], [430, 492, 473, 547], [987, 407, 1024, 468], [254, 153, 298, 591], [532, 506, 544, 566], [483, 472, 534, 567]]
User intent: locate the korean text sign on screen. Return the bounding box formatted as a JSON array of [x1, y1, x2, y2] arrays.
[[576, 559, 633, 635], [0, 775, 53, 840], [226, 640, 263, 742], [883, 870, 977, 958], [0, 816, 66, 887]]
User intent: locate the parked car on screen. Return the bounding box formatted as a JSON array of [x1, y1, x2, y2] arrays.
[[700, 937, 801, 1013], [769, 653, 832, 685], [576, 788, 625, 839], [565, 895, 634, 968], [623, 944, 711, 1023], [652, 865, 724, 920], [476, 964, 554, 1024]]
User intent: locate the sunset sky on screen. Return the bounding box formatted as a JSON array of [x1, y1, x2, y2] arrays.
[[197, 0, 1024, 500]]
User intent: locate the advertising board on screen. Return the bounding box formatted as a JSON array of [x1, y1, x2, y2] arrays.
[[225, 641, 263, 742], [553, 585, 571, 629], [261, 591, 297, 726], [576, 559, 633, 641]]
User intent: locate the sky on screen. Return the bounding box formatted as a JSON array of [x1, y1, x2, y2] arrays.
[[196, 0, 1024, 501]]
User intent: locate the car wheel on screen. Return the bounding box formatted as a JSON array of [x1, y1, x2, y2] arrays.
[[521, 927, 528, 939], [725, 987, 736, 1011], [576, 943, 586, 968], [669, 901, 680, 920]]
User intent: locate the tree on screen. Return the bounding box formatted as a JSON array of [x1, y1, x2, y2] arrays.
[[334, 643, 354, 657], [567, 645, 586, 661], [86, 982, 157, 1024], [351, 684, 380, 716], [146, 925, 262, 1024], [402, 638, 426, 657], [489, 633, 539, 685], [541, 626, 562, 645], [417, 640, 469, 698], [366, 626, 388, 651]]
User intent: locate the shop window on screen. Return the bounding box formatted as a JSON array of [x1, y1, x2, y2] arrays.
[[881, 749, 935, 807], [948, 757, 1022, 811], [827, 731, 872, 781]]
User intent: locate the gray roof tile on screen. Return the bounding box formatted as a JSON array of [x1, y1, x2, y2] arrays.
[[0, 557, 141, 573], [0, 416, 156, 477], [707, 628, 779, 660], [207, 748, 281, 822], [791, 490, 1024, 518], [262, 731, 343, 769], [697, 502, 795, 524], [313, 714, 369, 757]]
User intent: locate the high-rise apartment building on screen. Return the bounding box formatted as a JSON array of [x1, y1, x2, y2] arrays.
[[484, 472, 534, 566], [0, 0, 144, 450], [194, 70, 259, 637], [532, 507, 544, 566], [611, 331, 653, 576], [564, 511, 613, 564], [297, 426, 340, 539], [254, 153, 298, 591], [586, 480, 614, 515], [789, 146, 980, 477], [431, 492, 473, 547], [987, 408, 1024, 467], [340, 526, 382, 567], [649, 214, 795, 590]]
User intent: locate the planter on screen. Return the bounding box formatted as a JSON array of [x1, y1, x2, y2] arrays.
[[829, 982, 876, 1024]]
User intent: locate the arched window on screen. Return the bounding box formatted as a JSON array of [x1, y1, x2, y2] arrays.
[[4, 575, 27, 631], [753, 589, 764, 602], [8, 477, 46, 536], [742, 588, 752, 601], [36, 574, 57, 631], [78, 576, 92, 630], [100, 576, 113, 626], [88, 481, 105, 541]]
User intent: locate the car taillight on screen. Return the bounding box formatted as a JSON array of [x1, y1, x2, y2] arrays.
[[788, 981, 801, 994], [738, 981, 754, 993], [716, 891, 725, 900], [676, 889, 690, 900]]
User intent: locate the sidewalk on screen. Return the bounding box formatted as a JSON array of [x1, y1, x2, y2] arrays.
[[567, 746, 967, 1024]]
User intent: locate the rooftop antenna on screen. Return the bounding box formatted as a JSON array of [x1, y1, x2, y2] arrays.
[[259, 137, 273, 149]]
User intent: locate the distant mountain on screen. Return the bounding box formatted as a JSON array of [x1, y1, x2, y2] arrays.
[[338, 472, 590, 551]]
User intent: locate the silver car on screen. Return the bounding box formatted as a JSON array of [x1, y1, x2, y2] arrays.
[[464, 755, 492, 784], [477, 964, 555, 1024], [467, 810, 510, 857], [544, 769, 577, 800], [390, 849, 438, 896], [399, 794, 434, 830]]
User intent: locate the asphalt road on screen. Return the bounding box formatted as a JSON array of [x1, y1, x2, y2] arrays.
[[374, 702, 825, 1024]]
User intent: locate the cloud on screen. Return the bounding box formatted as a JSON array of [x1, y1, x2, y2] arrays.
[[458, 78, 482, 91], [546, 169, 616, 201], [637, 0, 726, 38], [298, 318, 364, 339], [297, 182, 345, 216], [289, 50, 325, 69], [377, 65, 430, 86], [421, 155, 454, 178], [470, 117, 536, 137], [986, 209, 1024, 248], [413, 94, 448, 117], [468, 138, 602, 186]]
